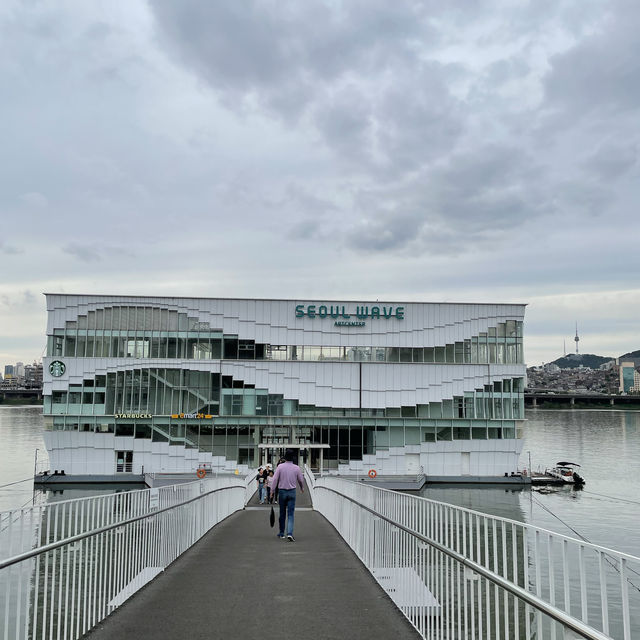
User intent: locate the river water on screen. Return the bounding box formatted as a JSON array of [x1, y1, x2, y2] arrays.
[[1, 406, 639, 556]]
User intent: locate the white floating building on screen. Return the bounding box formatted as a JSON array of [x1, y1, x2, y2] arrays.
[[41, 294, 526, 482]]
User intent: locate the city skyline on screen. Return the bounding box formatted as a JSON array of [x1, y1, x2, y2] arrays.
[[1, 1, 639, 370]]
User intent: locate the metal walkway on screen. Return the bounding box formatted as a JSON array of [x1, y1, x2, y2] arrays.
[[86, 486, 419, 640]]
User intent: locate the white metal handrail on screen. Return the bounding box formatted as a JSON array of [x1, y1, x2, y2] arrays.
[[0, 476, 245, 640], [311, 477, 640, 640], [244, 469, 258, 504]]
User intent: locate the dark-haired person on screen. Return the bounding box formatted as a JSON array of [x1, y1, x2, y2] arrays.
[[256, 466, 267, 504], [270, 449, 304, 541]]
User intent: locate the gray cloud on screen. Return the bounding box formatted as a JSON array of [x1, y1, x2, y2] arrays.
[[348, 214, 423, 252], [544, 3, 640, 120], [583, 141, 638, 181], [63, 243, 132, 263], [20, 192, 48, 207], [150, 1, 460, 172], [0, 242, 23, 255]]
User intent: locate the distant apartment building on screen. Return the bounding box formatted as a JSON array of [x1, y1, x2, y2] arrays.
[[619, 362, 639, 393], [24, 362, 43, 387], [4, 365, 14, 379]]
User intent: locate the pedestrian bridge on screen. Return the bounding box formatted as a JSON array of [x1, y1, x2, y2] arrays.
[[1, 471, 639, 639]]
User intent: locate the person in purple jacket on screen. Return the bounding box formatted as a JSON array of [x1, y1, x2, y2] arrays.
[[271, 449, 304, 541]]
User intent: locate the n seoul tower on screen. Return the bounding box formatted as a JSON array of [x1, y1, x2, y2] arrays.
[[574, 323, 580, 355]]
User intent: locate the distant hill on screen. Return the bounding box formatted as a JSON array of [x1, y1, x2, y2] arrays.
[[618, 350, 640, 366], [550, 353, 614, 369]]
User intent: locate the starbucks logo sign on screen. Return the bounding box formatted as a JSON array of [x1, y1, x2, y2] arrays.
[[49, 361, 66, 377]]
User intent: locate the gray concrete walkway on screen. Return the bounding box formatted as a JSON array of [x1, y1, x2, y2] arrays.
[[86, 485, 419, 640]]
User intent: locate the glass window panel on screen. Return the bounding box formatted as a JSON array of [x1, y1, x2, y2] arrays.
[[52, 391, 67, 404], [429, 402, 442, 418], [307, 347, 322, 361], [375, 425, 389, 449], [389, 426, 405, 446], [238, 340, 255, 360], [465, 397, 475, 418], [453, 426, 470, 439], [64, 336, 76, 357], [422, 427, 436, 442], [405, 426, 420, 445], [115, 423, 134, 437], [445, 344, 454, 362]]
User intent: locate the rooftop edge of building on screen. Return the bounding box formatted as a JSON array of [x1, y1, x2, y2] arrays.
[[43, 292, 528, 307]]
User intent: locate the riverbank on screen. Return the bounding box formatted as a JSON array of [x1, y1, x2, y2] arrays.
[[529, 401, 640, 410], [0, 397, 43, 406]]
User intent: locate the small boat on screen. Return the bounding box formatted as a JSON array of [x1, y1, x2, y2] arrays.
[[545, 461, 585, 485]]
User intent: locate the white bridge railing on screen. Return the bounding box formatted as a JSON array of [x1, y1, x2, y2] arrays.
[[311, 475, 640, 640], [0, 475, 246, 640]]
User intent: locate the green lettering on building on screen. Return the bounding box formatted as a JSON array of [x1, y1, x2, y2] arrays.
[[296, 303, 404, 321]]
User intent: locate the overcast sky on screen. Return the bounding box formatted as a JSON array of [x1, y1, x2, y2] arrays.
[[1, 0, 639, 372]]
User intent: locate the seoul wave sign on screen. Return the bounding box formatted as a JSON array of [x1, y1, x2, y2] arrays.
[[295, 304, 404, 327]]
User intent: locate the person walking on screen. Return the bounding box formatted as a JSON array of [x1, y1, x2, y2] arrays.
[[266, 469, 275, 503], [270, 449, 304, 541], [256, 466, 267, 504]]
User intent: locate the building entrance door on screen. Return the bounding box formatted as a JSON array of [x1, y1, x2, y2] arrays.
[[461, 451, 471, 475], [406, 454, 421, 475], [258, 443, 330, 474], [115, 450, 133, 473]]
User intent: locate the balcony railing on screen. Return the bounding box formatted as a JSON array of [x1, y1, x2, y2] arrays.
[[310, 475, 640, 640]]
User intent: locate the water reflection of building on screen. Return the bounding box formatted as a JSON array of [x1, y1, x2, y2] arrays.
[[42, 294, 526, 482]]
